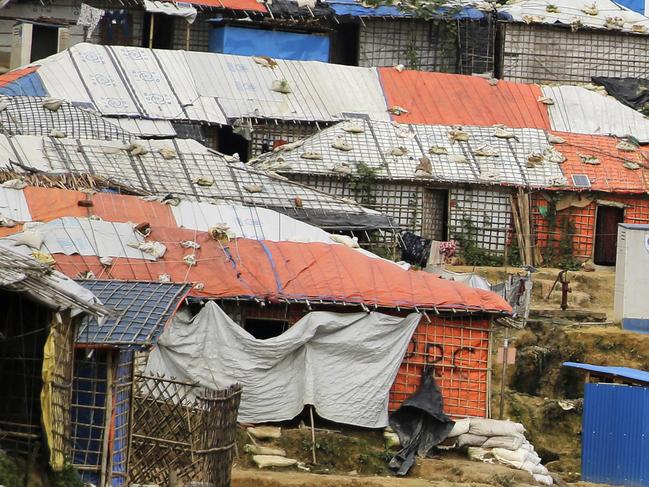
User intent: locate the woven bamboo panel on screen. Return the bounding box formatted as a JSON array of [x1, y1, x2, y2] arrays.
[[128, 373, 242, 487]]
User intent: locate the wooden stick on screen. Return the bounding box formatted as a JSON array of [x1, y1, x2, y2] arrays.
[[148, 14, 155, 49], [309, 406, 317, 464], [185, 23, 191, 51], [100, 352, 114, 487]]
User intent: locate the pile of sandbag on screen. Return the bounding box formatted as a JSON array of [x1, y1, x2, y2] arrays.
[[443, 418, 553, 486]]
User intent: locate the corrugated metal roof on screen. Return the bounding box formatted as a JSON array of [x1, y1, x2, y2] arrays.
[[581, 383, 649, 486], [76, 280, 190, 347], [552, 131, 649, 193], [499, 0, 649, 34], [33, 44, 389, 124], [564, 362, 649, 385], [378, 68, 551, 129], [0, 135, 394, 231], [0, 96, 133, 140], [542, 85, 649, 142], [252, 119, 567, 188], [189, 0, 267, 12]]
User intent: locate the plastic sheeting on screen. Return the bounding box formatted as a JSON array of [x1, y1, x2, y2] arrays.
[[143, 0, 197, 23], [146, 302, 422, 427], [591, 76, 649, 110], [328, 0, 487, 19], [208, 25, 330, 62]]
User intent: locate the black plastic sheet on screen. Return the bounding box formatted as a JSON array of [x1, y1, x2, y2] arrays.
[[592, 77, 649, 111], [388, 367, 454, 476]]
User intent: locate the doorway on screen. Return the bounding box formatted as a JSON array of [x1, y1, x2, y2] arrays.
[[594, 205, 624, 265], [141, 13, 175, 49], [421, 189, 448, 241]]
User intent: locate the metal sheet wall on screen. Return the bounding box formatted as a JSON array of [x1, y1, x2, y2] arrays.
[[582, 383, 649, 486]]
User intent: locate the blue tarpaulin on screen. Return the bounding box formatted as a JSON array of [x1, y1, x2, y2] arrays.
[[208, 24, 330, 62], [615, 0, 646, 15], [563, 362, 649, 385], [327, 0, 487, 19], [0, 72, 47, 97]]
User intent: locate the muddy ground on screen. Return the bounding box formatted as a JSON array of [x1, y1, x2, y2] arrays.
[[235, 266, 643, 486]]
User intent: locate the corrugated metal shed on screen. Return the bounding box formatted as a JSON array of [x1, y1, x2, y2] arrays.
[[564, 362, 649, 385], [378, 68, 551, 129], [581, 382, 649, 486], [542, 85, 649, 142], [76, 280, 190, 347], [499, 0, 649, 34], [0, 135, 394, 231], [33, 44, 389, 124], [253, 119, 567, 188], [551, 132, 649, 193]]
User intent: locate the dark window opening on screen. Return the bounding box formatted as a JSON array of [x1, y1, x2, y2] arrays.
[[100, 10, 134, 46], [244, 318, 289, 339], [217, 125, 251, 162], [31, 25, 59, 62], [594, 205, 624, 266], [141, 13, 175, 49], [330, 22, 360, 66]]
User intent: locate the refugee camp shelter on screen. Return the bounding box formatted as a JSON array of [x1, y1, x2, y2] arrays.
[[532, 132, 649, 266], [0, 244, 105, 471], [563, 362, 649, 487], [252, 118, 567, 256], [71, 279, 190, 486], [498, 0, 649, 84]]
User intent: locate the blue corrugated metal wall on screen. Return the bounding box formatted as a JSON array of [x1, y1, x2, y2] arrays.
[[583, 383, 649, 486]]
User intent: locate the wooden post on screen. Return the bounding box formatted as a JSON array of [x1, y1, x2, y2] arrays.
[[148, 14, 155, 48], [309, 406, 317, 464], [498, 331, 510, 420], [100, 352, 114, 487], [185, 22, 191, 51]]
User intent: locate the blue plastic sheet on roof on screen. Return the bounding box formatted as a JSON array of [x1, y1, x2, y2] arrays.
[[615, 0, 646, 15], [76, 280, 191, 348], [208, 24, 330, 62], [563, 361, 649, 384], [0, 72, 47, 97], [327, 0, 486, 19]]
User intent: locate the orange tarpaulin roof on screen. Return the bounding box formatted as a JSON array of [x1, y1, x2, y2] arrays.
[[378, 68, 551, 129], [553, 132, 649, 193], [48, 228, 511, 313], [0, 66, 38, 87], [189, 0, 267, 12]]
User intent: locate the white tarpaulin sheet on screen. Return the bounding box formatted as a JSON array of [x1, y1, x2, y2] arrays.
[[143, 0, 197, 23], [0, 188, 31, 221], [146, 302, 421, 427]]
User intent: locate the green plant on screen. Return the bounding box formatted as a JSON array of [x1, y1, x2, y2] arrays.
[[49, 464, 84, 487], [453, 218, 504, 266], [537, 196, 582, 269], [350, 161, 378, 206]]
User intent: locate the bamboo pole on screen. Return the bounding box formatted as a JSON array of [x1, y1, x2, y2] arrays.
[[185, 23, 191, 51], [100, 352, 114, 487], [148, 15, 155, 49], [309, 406, 317, 464]]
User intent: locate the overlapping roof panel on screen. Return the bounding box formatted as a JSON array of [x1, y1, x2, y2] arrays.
[[253, 119, 567, 188], [499, 0, 649, 34], [551, 131, 649, 193], [0, 135, 393, 230], [378, 68, 551, 128], [76, 280, 191, 347]]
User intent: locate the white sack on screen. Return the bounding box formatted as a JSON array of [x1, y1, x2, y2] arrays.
[[469, 418, 525, 437], [146, 302, 421, 428], [482, 434, 525, 451], [456, 434, 488, 448], [533, 474, 553, 486], [492, 447, 541, 470], [447, 417, 470, 438]]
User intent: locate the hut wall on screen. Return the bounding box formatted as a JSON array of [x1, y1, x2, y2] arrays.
[[448, 187, 512, 254], [172, 14, 211, 51], [358, 17, 495, 75], [220, 300, 492, 418], [501, 23, 649, 84], [532, 192, 649, 262], [250, 122, 322, 158]]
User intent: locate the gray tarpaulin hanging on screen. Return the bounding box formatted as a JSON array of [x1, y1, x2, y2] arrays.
[[143, 0, 197, 23]]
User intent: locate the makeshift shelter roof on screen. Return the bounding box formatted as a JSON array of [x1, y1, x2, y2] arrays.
[[378, 68, 551, 129], [550, 132, 649, 193], [76, 280, 191, 348], [3, 222, 511, 313], [252, 119, 567, 188], [498, 0, 649, 34], [21, 44, 389, 127], [0, 243, 106, 315], [379, 68, 649, 141], [563, 362, 649, 386], [0, 96, 134, 140], [326, 0, 489, 19], [0, 66, 44, 97], [0, 135, 393, 231], [0, 185, 339, 244]]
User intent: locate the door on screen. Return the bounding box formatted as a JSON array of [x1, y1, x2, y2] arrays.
[[421, 189, 448, 241], [594, 205, 624, 265]]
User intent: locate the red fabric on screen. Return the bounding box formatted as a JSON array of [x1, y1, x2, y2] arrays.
[[50, 228, 511, 312], [188, 0, 267, 12], [552, 131, 649, 193], [0, 66, 38, 87], [378, 68, 551, 129]]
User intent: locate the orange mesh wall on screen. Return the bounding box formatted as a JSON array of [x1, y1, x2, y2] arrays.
[[389, 316, 491, 418], [532, 193, 649, 260]]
